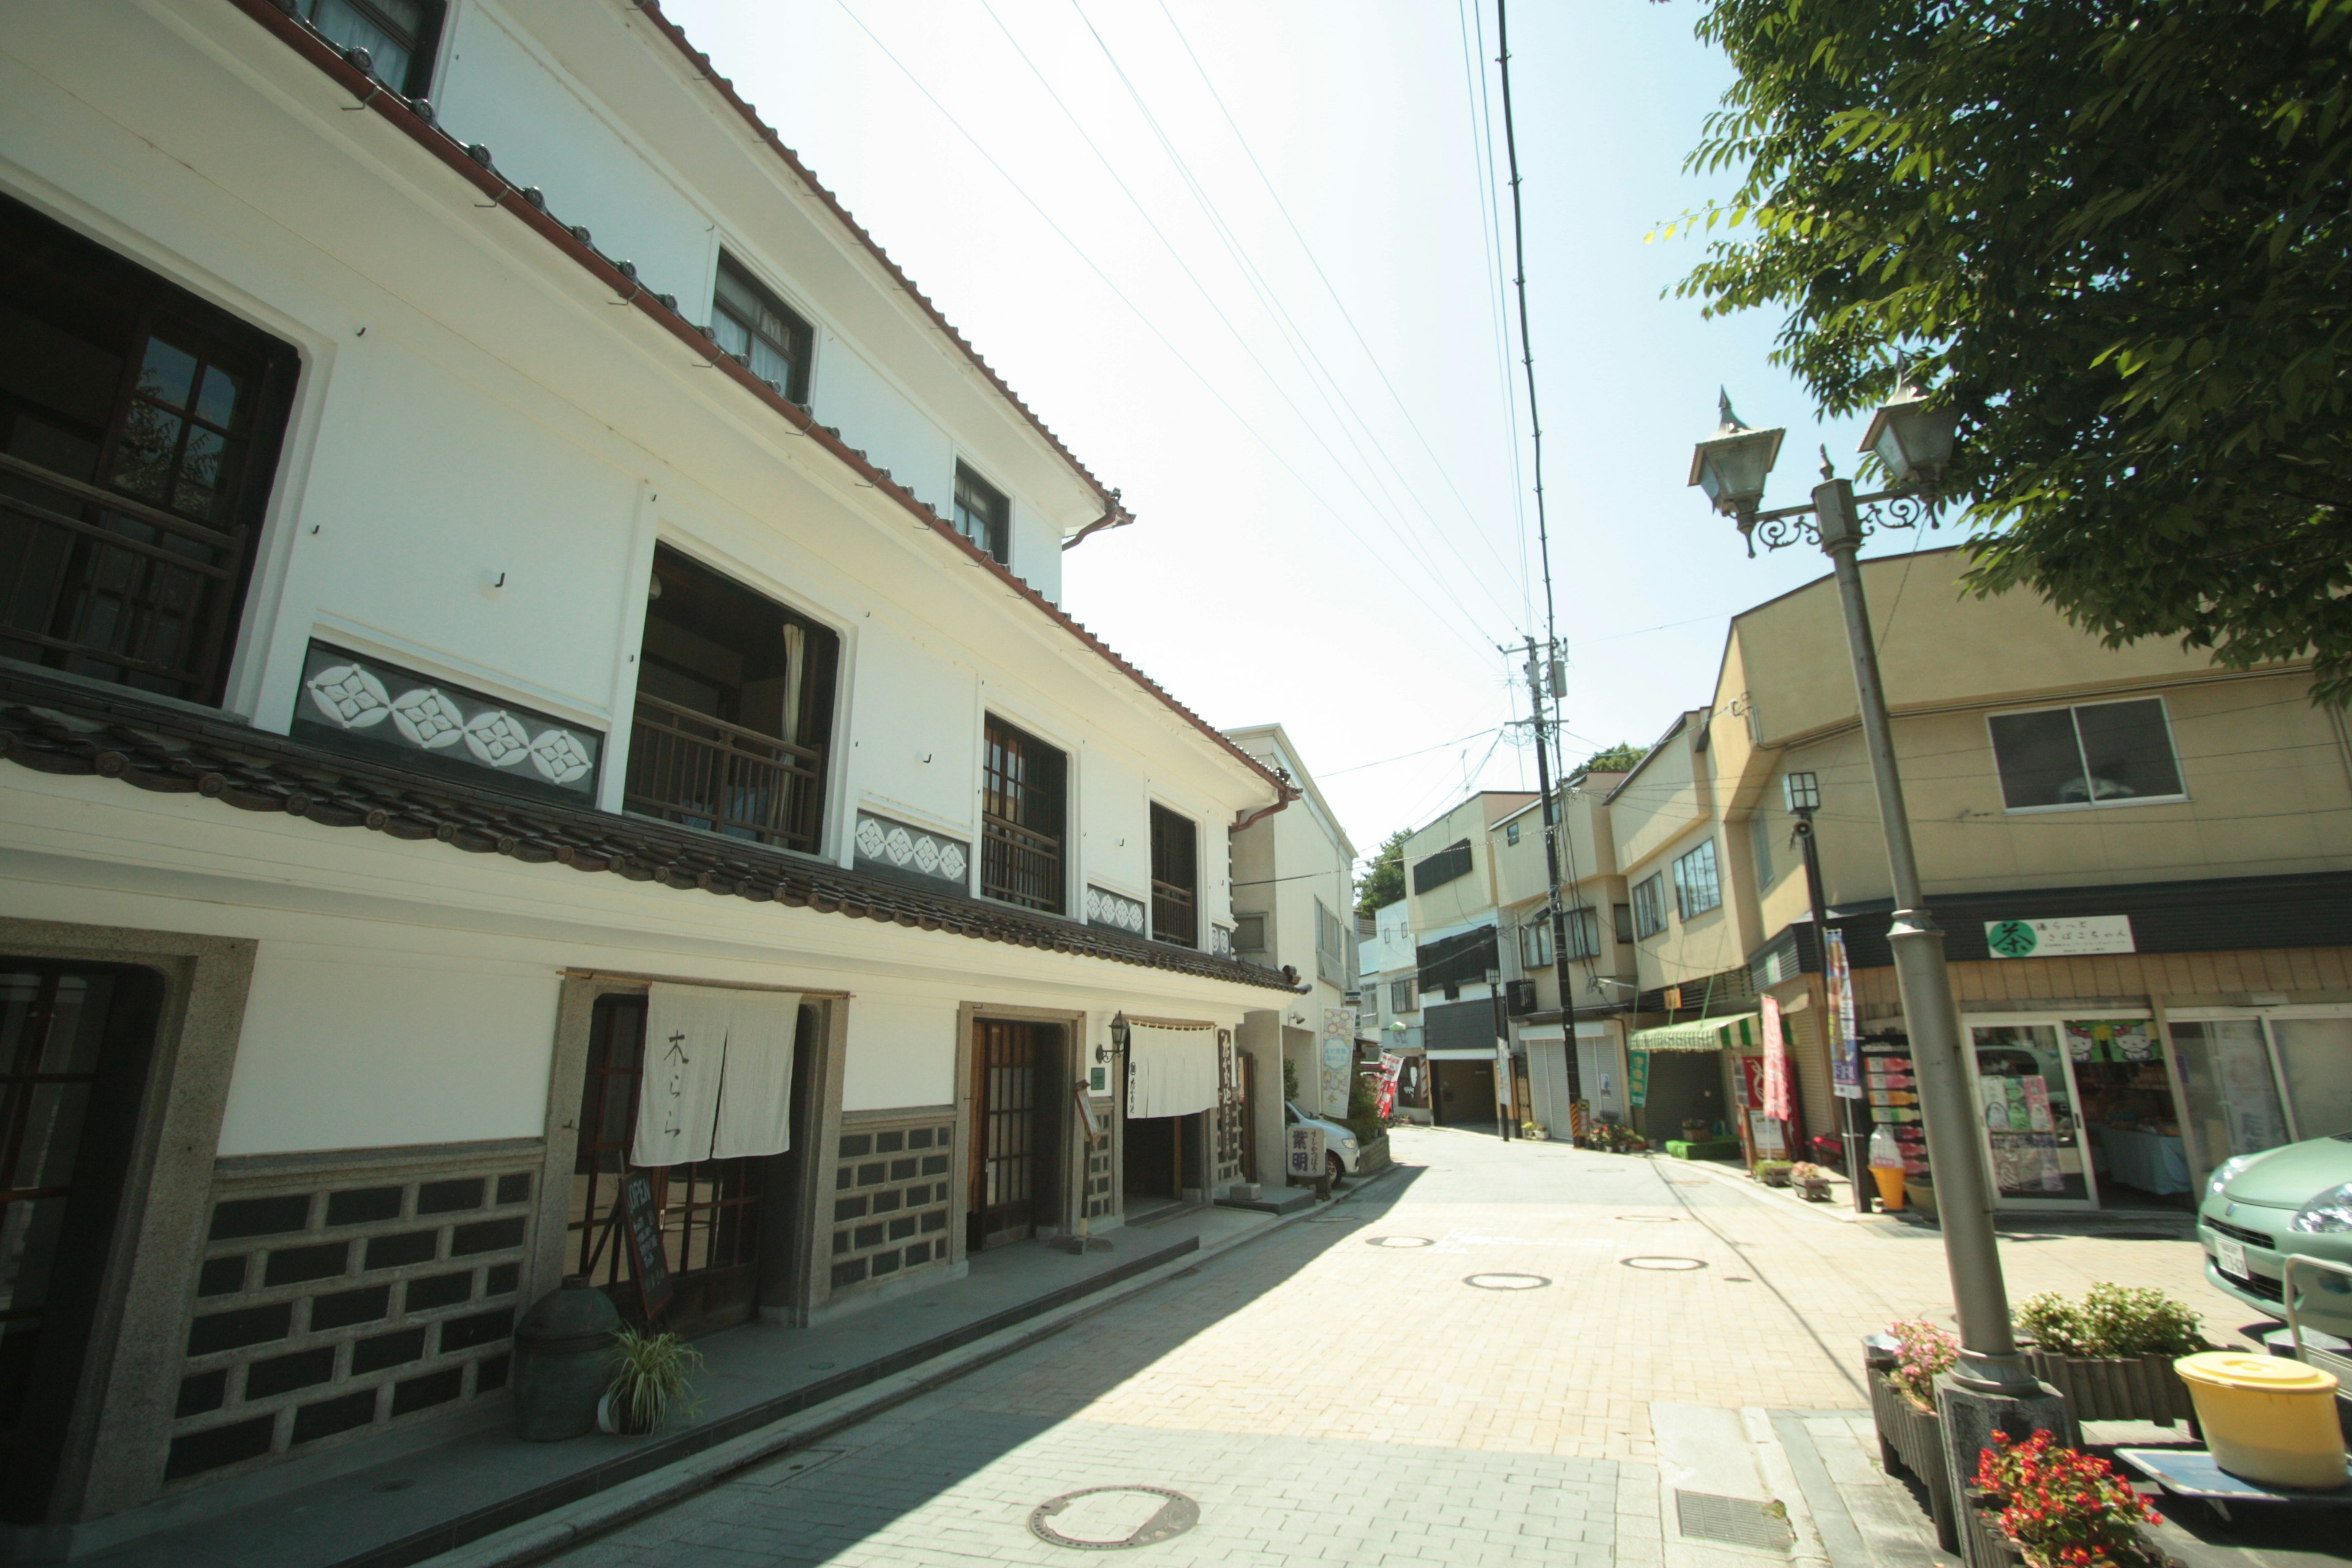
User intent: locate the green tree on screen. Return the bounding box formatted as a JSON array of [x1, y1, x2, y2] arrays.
[[1578, 743, 1648, 775], [1354, 828, 1411, 918], [1668, 0, 2352, 702]]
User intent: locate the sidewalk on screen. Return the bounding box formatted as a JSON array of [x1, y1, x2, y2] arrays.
[[79, 1180, 1388, 1568]]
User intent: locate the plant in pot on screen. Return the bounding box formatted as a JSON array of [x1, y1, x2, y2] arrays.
[[1972, 1429, 2162, 1566], [1755, 1159, 1795, 1188], [1789, 1161, 1831, 1200], [600, 1326, 704, 1436], [2013, 1284, 2207, 1426]]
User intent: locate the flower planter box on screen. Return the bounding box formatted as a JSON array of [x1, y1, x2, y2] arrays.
[[1869, 1370, 1958, 1553], [2022, 1349, 2198, 1429], [1962, 1492, 2027, 1568], [1795, 1179, 1831, 1202]]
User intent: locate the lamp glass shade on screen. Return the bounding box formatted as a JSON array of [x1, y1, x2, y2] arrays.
[[1782, 771, 1821, 813], [1689, 426, 1784, 514], [1860, 391, 1958, 486]]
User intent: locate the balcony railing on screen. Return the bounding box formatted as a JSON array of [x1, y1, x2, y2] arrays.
[[1151, 879, 1196, 948], [0, 450, 247, 704], [625, 692, 823, 853], [981, 813, 1061, 913]]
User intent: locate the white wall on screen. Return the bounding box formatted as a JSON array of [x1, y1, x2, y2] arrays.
[[847, 619, 981, 839], [841, 995, 960, 1110], [219, 946, 560, 1154], [1081, 747, 1150, 899]]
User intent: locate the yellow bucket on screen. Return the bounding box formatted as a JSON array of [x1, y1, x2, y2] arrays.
[[2173, 1352, 2346, 1490]]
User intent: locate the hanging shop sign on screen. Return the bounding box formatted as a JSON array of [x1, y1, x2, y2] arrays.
[[1760, 995, 1794, 1122], [1627, 1049, 1651, 1109], [1375, 1051, 1404, 1120], [1825, 929, 1861, 1100], [1319, 1005, 1354, 1118], [1984, 914, 2135, 959]]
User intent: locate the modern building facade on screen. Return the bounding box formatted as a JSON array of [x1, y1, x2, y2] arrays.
[[0, 1, 1305, 1539]]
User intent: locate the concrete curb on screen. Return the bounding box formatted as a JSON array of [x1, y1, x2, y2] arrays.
[[421, 1164, 1409, 1568]]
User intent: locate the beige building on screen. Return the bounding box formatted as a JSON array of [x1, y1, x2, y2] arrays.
[[1619, 546, 2352, 1214], [1399, 790, 1534, 1126]]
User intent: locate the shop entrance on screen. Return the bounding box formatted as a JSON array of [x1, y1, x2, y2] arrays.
[[1964, 1014, 2196, 1210], [967, 1019, 1068, 1251], [566, 993, 819, 1335], [1431, 1057, 1497, 1129], [1636, 1049, 1724, 1143], [0, 962, 163, 1525], [1121, 1111, 1203, 1212]]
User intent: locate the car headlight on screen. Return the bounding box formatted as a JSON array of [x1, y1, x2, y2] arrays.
[[2206, 1153, 2258, 1202], [1340, 1136, 1357, 1149], [2290, 1182, 2352, 1235]]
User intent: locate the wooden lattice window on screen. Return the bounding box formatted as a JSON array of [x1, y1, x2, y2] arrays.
[[981, 717, 1065, 913]]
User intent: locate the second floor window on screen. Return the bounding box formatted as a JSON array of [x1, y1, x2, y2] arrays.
[[1149, 804, 1197, 948], [1519, 919, 1552, 970], [298, 0, 446, 96], [981, 717, 1065, 913], [1315, 899, 1346, 986], [1390, 977, 1417, 1012], [953, 463, 1009, 564], [1631, 875, 1667, 938], [1989, 697, 2184, 811], [0, 194, 296, 707], [1561, 907, 1602, 960], [1674, 839, 1722, 920], [711, 255, 813, 405], [626, 547, 838, 854]]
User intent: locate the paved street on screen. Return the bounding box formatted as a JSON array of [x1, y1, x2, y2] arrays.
[[539, 1127, 2269, 1568]]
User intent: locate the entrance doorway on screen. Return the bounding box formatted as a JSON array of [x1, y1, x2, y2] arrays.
[[1431, 1058, 1498, 1128], [565, 993, 817, 1335], [1964, 1014, 2201, 1210], [1, 962, 164, 1525], [968, 1020, 1066, 1251], [1121, 1111, 1204, 1213]]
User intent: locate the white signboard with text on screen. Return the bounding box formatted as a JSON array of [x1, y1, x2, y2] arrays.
[[1984, 915, 2134, 959]]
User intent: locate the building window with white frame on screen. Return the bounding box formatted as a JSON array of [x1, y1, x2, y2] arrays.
[[1390, 976, 1417, 1013], [1988, 697, 2184, 811], [1519, 919, 1552, 970], [1673, 839, 1722, 920], [1631, 874, 1668, 938], [1562, 906, 1602, 960]]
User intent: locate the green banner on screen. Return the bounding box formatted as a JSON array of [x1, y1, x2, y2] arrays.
[[1628, 1049, 1650, 1109]]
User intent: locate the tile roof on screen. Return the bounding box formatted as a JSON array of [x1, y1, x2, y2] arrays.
[[221, 0, 1291, 803], [0, 671, 1305, 994]]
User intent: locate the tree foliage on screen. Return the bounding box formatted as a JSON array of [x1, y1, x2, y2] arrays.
[[1669, 0, 2352, 701], [1354, 827, 1412, 918], [1578, 742, 1649, 775]]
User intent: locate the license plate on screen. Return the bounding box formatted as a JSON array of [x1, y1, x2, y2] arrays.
[[2215, 1234, 2249, 1280]]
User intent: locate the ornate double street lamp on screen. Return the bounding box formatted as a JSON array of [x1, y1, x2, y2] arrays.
[[1688, 381, 2068, 1460]]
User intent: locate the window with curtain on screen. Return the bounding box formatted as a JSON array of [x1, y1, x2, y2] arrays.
[[298, 0, 446, 96], [711, 255, 814, 405]]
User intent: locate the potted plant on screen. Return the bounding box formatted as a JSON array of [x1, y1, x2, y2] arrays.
[[1680, 1117, 1711, 1142], [1789, 1161, 1831, 1200], [1869, 1319, 1959, 1551], [1755, 1159, 1795, 1187], [2013, 1284, 2207, 1427], [599, 1326, 704, 1436], [1970, 1429, 2163, 1566]]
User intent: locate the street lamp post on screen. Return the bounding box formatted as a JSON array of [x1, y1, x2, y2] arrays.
[[1687, 383, 2044, 1407]]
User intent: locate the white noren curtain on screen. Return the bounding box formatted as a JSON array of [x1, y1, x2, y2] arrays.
[[1125, 1021, 1218, 1120], [632, 984, 801, 1166]]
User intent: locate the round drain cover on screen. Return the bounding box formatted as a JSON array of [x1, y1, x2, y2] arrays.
[[1029, 1487, 1199, 1550], [1366, 1235, 1433, 1249], [1621, 1256, 1708, 1271], [1464, 1272, 1550, 1290]]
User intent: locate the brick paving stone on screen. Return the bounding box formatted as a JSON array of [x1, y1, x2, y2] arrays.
[[545, 1126, 2250, 1568]]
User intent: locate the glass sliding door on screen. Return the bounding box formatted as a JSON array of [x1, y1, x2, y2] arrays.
[[2168, 1017, 2292, 1187], [1967, 1023, 2097, 1206], [2269, 1017, 2352, 1142]]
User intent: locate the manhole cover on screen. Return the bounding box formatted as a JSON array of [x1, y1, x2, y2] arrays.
[[1029, 1487, 1199, 1550], [1621, 1256, 1708, 1271], [1366, 1235, 1433, 1248], [1676, 1490, 1793, 1550], [1616, 1215, 1682, 1222], [1464, 1272, 1550, 1290]]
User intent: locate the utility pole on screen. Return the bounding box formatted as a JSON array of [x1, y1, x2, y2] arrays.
[[1520, 636, 1583, 1126]]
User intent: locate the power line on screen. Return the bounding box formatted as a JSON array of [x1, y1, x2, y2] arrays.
[[1066, 0, 1528, 633], [1461, 0, 1536, 630], [967, 1, 1515, 645], [829, 0, 1505, 667], [1321, 725, 1506, 778]]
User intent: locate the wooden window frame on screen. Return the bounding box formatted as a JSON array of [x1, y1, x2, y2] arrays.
[[710, 253, 814, 406], [952, 462, 1010, 565], [1148, 804, 1198, 949], [298, 0, 448, 98], [980, 715, 1066, 914]]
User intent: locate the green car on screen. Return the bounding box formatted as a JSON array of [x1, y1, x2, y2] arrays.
[[2198, 1133, 2352, 1341]]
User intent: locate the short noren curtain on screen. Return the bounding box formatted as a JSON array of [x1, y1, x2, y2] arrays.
[[1988, 698, 2184, 811], [1673, 839, 1721, 921]]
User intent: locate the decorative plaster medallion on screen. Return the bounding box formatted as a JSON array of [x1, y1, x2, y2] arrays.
[[854, 816, 888, 859], [938, 842, 967, 880], [912, 835, 941, 875], [883, 824, 915, 866], [305, 663, 391, 728], [527, 728, 593, 785], [461, 708, 535, 767], [389, 687, 467, 749]]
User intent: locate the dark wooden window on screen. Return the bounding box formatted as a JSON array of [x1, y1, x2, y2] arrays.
[[1148, 804, 1197, 948], [566, 995, 767, 1332], [295, 1, 446, 97], [1415, 924, 1498, 995], [981, 716, 1065, 913], [627, 546, 837, 854], [1411, 839, 1473, 894], [953, 462, 1009, 564], [0, 195, 295, 706], [710, 255, 813, 406]]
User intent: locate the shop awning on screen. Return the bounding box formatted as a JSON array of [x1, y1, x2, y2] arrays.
[[1628, 1013, 1758, 1053]]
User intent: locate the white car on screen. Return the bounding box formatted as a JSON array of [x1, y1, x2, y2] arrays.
[[1285, 1101, 1361, 1183]]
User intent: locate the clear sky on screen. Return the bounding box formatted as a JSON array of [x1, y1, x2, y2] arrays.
[[666, 0, 1926, 869]]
